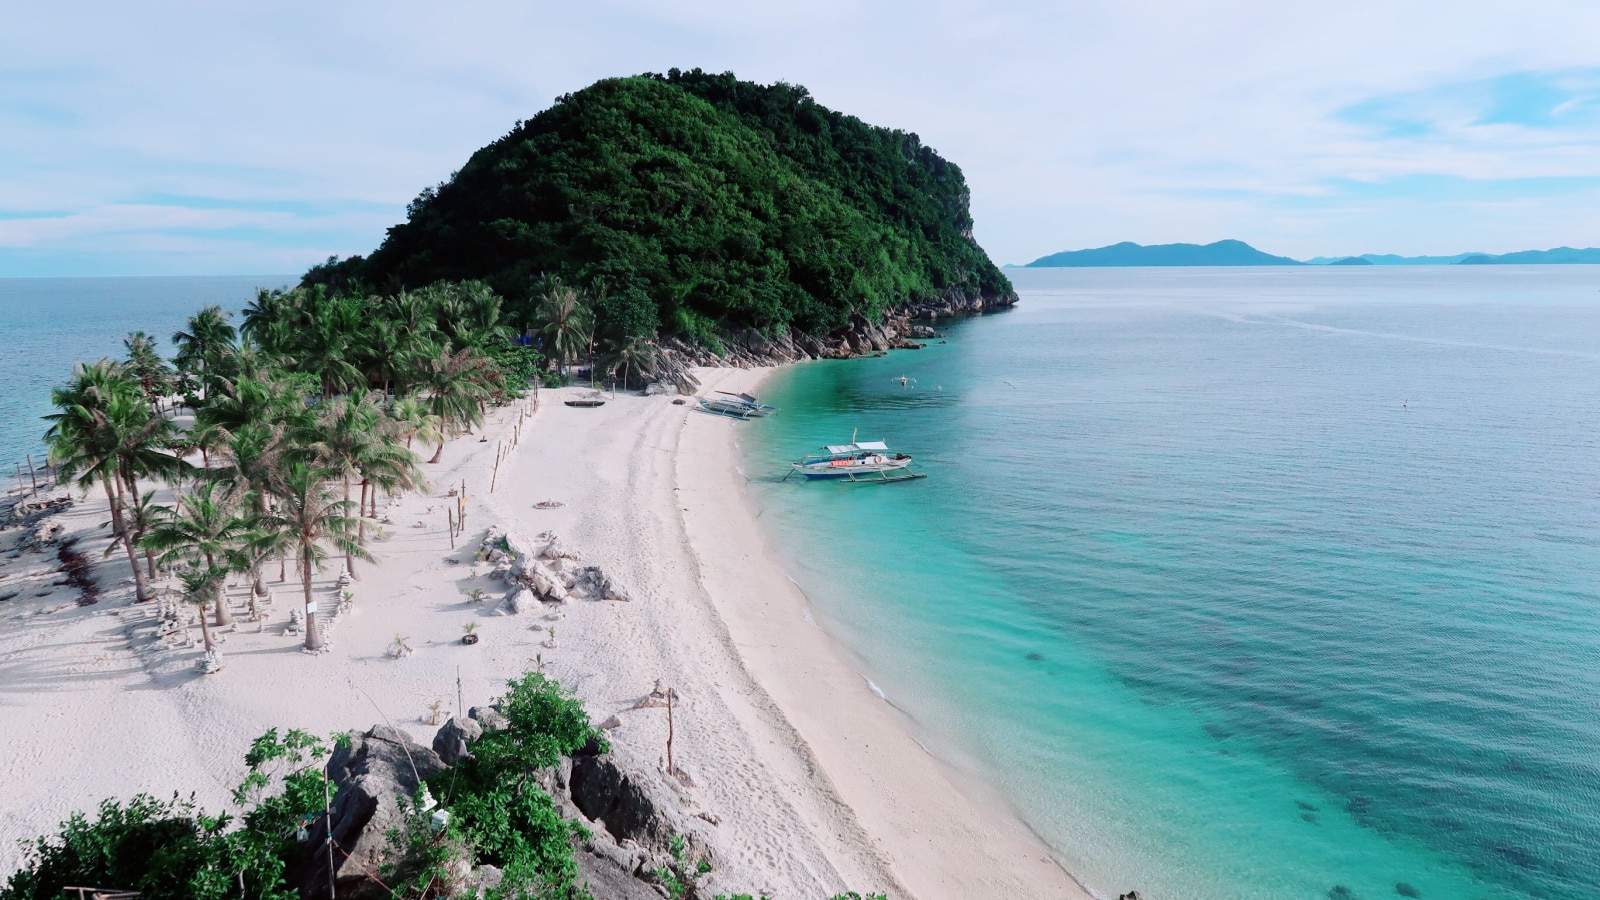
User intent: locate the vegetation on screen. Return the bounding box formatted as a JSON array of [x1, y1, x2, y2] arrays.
[[316, 70, 1010, 344]]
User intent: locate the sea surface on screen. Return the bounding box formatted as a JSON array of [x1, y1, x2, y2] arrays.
[[741, 266, 1600, 900], [0, 276, 292, 474]]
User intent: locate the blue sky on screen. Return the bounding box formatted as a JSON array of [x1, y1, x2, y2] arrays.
[[3, 1, 1599, 275]]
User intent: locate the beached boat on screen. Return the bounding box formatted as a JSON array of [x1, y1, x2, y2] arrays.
[[784, 438, 925, 483], [564, 398, 605, 408], [697, 391, 777, 419]]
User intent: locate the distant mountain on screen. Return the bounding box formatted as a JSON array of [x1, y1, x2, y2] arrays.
[[1025, 240, 1303, 267], [1328, 257, 1373, 266], [1456, 247, 1600, 265], [1307, 248, 1600, 265]]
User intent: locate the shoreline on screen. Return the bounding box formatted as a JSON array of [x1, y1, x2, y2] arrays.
[[680, 366, 1095, 900], [0, 366, 1093, 899]]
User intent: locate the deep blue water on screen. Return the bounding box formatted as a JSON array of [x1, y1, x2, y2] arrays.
[[743, 267, 1600, 900], [0, 275, 291, 473]]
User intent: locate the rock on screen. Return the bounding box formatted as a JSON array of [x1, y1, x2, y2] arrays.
[[503, 529, 539, 561], [473, 864, 503, 890], [501, 587, 537, 615], [298, 725, 447, 900], [432, 716, 483, 765], [541, 537, 580, 562], [469, 705, 509, 731], [598, 715, 623, 731]]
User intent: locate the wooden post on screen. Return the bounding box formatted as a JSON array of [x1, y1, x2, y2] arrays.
[[490, 452, 501, 494], [25, 454, 38, 496], [447, 507, 455, 548], [666, 686, 675, 776], [13, 462, 23, 496]]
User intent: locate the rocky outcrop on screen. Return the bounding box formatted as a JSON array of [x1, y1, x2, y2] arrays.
[[635, 288, 1014, 393], [297, 726, 447, 900], [431, 715, 483, 766], [481, 526, 632, 608]]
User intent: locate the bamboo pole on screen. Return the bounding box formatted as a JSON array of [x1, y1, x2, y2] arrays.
[[666, 686, 675, 776], [447, 507, 455, 549], [25, 454, 39, 496], [490, 451, 501, 494]]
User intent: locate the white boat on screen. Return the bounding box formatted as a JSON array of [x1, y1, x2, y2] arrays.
[[785, 438, 924, 483], [697, 391, 778, 419]]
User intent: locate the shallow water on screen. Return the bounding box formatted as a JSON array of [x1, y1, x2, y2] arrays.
[[0, 275, 290, 472], [743, 267, 1600, 900]]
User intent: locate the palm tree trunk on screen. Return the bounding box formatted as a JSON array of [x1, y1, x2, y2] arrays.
[[429, 441, 445, 464], [102, 475, 150, 603], [197, 600, 215, 652], [302, 544, 323, 652], [205, 551, 233, 627], [145, 550, 157, 580], [343, 475, 358, 579]]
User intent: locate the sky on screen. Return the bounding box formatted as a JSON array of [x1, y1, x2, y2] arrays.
[[4, 0, 1600, 275]]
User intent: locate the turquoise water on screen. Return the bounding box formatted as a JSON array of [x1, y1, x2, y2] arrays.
[[742, 267, 1600, 900], [0, 276, 291, 471]]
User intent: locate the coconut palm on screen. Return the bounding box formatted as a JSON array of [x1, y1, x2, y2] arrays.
[[387, 398, 442, 454], [260, 461, 370, 652], [141, 481, 250, 628], [44, 361, 182, 603], [177, 565, 229, 653], [172, 305, 238, 397], [607, 334, 659, 392], [304, 393, 423, 577], [535, 278, 593, 375], [419, 348, 491, 463], [122, 331, 175, 412]]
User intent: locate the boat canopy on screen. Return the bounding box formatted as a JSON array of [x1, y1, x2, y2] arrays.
[[824, 440, 889, 454]]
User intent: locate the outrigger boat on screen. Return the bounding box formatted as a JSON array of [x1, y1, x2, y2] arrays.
[[697, 391, 778, 420], [783, 436, 926, 483]]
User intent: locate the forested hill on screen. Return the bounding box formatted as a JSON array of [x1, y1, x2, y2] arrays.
[[327, 70, 1012, 342]]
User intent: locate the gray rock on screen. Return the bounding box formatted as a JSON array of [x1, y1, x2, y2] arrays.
[[502, 587, 537, 615], [469, 705, 509, 731], [431, 716, 483, 765], [298, 725, 446, 900]]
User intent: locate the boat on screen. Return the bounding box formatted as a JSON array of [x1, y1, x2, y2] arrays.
[[697, 391, 777, 419], [784, 438, 925, 483], [564, 398, 605, 408]]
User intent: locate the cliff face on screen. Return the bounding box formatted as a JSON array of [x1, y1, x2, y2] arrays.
[[345, 70, 1013, 343]]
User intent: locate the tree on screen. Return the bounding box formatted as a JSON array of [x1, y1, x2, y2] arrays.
[[141, 482, 250, 629], [607, 334, 659, 392], [44, 361, 182, 603], [260, 462, 370, 652], [122, 331, 175, 412], [386, 398, 442, 454], [172, 305, 238, 398], [304, 394, 422, 577], [175, 565, 229, 653], [535, 279, 593, 376], [419, 349, 491, 463]]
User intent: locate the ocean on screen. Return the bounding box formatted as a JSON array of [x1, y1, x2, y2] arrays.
[[0, 275, 292, 476], [742, 266, 1600, 900]]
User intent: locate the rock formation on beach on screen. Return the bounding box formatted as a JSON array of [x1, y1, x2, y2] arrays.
[[480, 525, 633, 609]]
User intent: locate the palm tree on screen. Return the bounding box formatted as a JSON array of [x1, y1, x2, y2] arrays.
[[261, 462, 370, 652], [172, 305, 238, 398], [44, 361, 182, 603], [419, 349, 491, 463], [607, 334, 659, 393], [305, 394, 422, 577], [387, 398, 442, 453], [123, 331, 175, 412], [141, 481, 249, 628], [177, 565, 229, 653], [535, 278, 593, 376]]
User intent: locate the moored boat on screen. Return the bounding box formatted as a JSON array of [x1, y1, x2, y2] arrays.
[[785, 438, 925, 483], [697, 391, 778, 419]]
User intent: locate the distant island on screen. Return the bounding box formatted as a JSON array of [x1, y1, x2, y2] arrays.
[[1024, 241, 1600, 267], [1024, 240, 1302, 267]]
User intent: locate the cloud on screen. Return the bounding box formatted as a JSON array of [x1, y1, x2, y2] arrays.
[[3, 0, 1600, 274]]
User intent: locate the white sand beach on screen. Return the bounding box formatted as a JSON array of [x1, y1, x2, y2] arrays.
[[0, 367, 1089, 899]]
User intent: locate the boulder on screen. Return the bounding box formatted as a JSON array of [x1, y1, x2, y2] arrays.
[[503, 529, 539, 561], [469, 705, 509, 731], [501, 587, 537, 615], [432, 716, 483, 765], [541, 537, 581, 562], [298, 725, 446, 900]]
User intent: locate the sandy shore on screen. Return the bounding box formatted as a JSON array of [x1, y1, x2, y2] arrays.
[[0, 367, 1090, 899]]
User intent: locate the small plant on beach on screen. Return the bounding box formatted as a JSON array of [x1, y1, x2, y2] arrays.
[[426, 699, 444, 726], [389, 634, 413, 658], [463, 621, 478, 636], [463, 586, 486, 603]]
